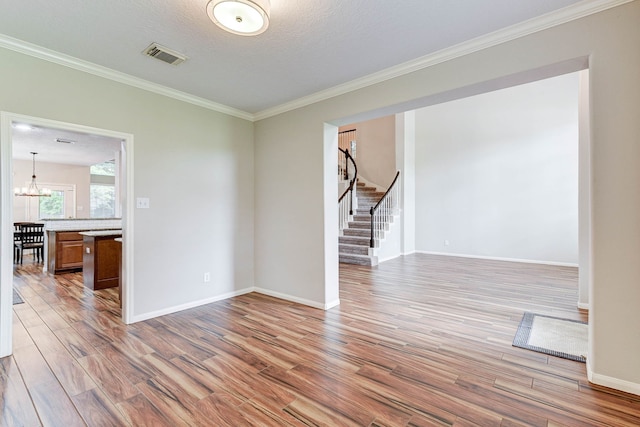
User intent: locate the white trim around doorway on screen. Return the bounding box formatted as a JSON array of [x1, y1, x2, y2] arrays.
[[0, 112, 135, 357]]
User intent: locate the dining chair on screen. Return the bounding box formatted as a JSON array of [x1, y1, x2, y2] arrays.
[[13, 223, 22, 264], [16, 223, 45, 264]]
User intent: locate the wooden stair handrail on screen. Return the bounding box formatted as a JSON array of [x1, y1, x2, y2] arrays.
[[338, 148, 357, 208]]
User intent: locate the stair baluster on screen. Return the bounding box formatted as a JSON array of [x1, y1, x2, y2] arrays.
[[370, 171, 400, 248]]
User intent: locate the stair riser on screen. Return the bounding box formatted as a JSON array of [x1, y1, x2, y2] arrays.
[[354, 214, 395, 224], [343, 230, 384, 241], [348, 222, 389, 235], [339, 255, 375, 266], [339, 236, 379, 248], [339, 245, 369, 255], [343, 229, 370, 237], [339, 236, 368, 245], [348, 222, 370, 229], [355, 207, 394, 213]]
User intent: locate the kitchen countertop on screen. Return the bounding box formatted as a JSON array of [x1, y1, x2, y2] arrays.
[[78, 230, 123, 237], [43, 218, 122, 232], [42, 218, 122, 221]]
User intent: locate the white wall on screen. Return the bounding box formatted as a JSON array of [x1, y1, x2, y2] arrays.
[[578, 69, 591, 309], [254, 2, 640, 394], [340, 116, 396, 187], [396, 111, 416, 256], [12, 159, 90, 221], [0, 46, 255, 322], [414, 73, 579, 265]]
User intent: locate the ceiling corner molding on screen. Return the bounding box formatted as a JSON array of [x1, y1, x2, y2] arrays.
[[0, 34, 254, 122], [254, 0, 632, 121]]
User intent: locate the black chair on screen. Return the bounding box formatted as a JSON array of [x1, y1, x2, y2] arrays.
[[13, 223, 22, 264], [13, 222, 35, 264], [16, 223, 44, 264]]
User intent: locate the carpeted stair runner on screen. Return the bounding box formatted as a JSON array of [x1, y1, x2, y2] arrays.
[[339, 181, 390, 266]]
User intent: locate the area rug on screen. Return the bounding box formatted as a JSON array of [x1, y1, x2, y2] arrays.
[[13, 288, 24, 305], [513, 312, 587, 362]]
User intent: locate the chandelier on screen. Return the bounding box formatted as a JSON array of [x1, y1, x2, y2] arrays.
[[14, 152, 52, 197]]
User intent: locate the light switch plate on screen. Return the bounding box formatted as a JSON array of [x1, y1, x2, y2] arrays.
[[136, 197, 150, 209]]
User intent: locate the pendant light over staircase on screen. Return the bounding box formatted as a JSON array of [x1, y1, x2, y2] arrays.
[[14, 152, 51, 197], [206, 0, 270, 36]]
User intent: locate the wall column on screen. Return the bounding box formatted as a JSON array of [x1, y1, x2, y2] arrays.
[[395, 112, 416, 255], [578, 69, 591, 310]]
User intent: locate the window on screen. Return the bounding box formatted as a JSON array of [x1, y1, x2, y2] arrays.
[[90, 161, 116, 218], [39, 189, 65, 218], [90, 161, 116, 177], [90, 184, 115, 218]]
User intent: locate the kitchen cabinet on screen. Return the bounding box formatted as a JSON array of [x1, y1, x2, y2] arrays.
[[81, 231, 122, 290], [47, 231, 84, 273]]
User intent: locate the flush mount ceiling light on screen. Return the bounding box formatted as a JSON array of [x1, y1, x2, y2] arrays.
[[206, 0, 270, 36]]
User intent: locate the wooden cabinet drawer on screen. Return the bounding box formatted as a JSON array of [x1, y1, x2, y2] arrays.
[[57, 232, 83, 241]]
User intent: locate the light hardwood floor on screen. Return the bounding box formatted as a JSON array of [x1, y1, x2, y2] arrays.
[[3, 254, 640, 426]]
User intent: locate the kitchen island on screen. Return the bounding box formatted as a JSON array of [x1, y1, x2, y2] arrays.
[[43, 218, 122, 274], [80, 230, 122, 290]]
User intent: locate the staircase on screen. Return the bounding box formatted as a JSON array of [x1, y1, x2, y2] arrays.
[[339, 181, 390, 266]]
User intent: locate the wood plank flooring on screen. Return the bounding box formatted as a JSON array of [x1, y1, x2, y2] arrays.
[[3, 254, 640, 426]]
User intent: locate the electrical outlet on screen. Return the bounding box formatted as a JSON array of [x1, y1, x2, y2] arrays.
[[136, 197, 150, 209], [203, 272, 211, 283], [444, 239, 450, 246]]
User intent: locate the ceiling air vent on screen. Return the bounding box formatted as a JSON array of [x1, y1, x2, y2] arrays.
[[143, 43, 187, 66]]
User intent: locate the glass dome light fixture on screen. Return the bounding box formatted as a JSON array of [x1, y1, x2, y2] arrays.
[[14, 152, 52, 197], [206, 0, 270, 36]]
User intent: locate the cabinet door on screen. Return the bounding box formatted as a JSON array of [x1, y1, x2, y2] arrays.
[[57, 241, 84, 269]]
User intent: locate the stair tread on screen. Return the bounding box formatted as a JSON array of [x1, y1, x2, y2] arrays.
[[339, 253, 371, 258]]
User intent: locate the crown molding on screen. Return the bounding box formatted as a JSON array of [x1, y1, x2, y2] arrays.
[[253, 0, 632, 121], [0, 34, 254, 122], [0, 0, 631, 123]]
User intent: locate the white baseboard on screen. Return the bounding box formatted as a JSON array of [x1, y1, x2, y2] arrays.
[[417, 251, 579, 268], [378, 253, 402, 263], [130, 285, 340, 324], [587, 360, 640, 396], [130, 287, 254, 323], [254, 286, 339, 310], [577, 302, 590, 310]]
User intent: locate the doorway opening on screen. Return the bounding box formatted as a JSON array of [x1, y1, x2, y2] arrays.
[[0, 112, 135, 358], [327, 62, 591, 361]]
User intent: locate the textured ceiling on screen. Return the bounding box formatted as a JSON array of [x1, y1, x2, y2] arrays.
[[11, 123, 122, 166], [0, 0, 587, 116]]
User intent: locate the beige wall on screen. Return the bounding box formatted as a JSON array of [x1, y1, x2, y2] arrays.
[[1, 0, 638, 395], [255, 2, 640, 393], [12, 159, 90, 221], [0, 46, 255, 320], [339, 116, 396, 187]]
